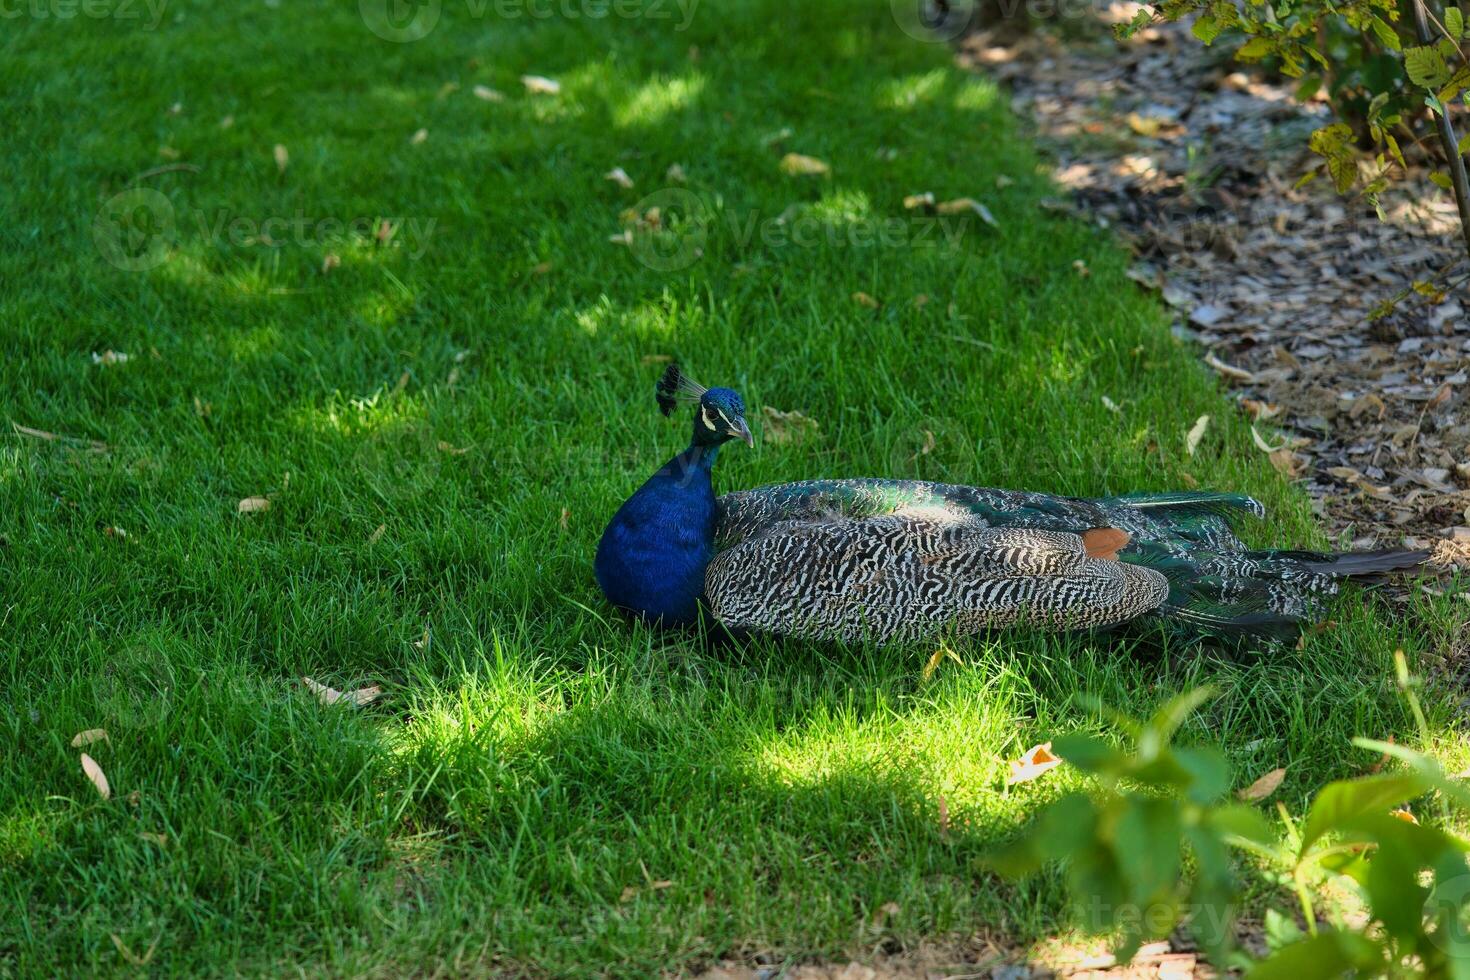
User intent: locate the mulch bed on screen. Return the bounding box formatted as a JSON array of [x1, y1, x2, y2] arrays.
[[955, 9, 1470, 563]]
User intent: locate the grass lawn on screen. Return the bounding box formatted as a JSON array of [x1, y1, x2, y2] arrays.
[[2, 0, 1466, 974]]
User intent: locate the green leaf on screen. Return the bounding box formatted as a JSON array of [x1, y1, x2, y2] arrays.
[[1298, 771, 1429, 856], [1406, 45, 1453, 88], [1113, 798, 1183, 906], [1209, 803, 1278, 850], [1459, 131, 1470, 157], [1237, 36, 1274, 60], [1439, 64, 1470, 103], [1431, 170, 1456, 189], [1372, 15, 1403, 50], [1447, 6, 1464, 39], [1262, 907, 1304, 952], [1193, 14, 1223, 44], [1247, 931, 1383, 978], [1053, 733, 1126, 776]]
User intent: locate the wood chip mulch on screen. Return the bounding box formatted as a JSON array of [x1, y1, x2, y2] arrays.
[[955, 8, 1470, 564]]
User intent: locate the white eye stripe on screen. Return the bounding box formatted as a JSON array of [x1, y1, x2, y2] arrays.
[[701, 406, 718, 430], [715, 408, 734, 428]]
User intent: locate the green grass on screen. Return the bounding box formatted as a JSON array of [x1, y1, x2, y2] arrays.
[[1, 1, 1466, 975]]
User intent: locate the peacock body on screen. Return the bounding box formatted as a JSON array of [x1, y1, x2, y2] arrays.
[[594, 367, 1434, 645]]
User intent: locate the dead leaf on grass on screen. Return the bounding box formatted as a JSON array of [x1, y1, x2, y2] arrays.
[[761, 406, 819, 445], [80, 753, 111, 800], [237, 496, 271, 514], [1238, 767, 1286, 801], [273, 144, 288, 175], [779, 152, 830, 176], [301, 677, 383, 707], [1007, 742, 1063, 785], [604, 167, 634, 189], [71, 729, 109, 748], [1186, 415, 1210, 456], [472, 85, 505, 102], [935, 197, 998, 227], [521, 75, 561, 94]]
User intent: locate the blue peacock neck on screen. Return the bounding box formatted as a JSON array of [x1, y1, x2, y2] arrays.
[[593, 434, 724, 626]]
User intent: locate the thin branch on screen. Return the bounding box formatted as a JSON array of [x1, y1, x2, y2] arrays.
[[1411, 0, 1470, 260]]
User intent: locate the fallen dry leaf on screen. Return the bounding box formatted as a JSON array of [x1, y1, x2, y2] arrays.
[[934, 197, 998, 227], [921, 644, 963, 681], [110, 934, 159, 968], [1186, 415, 1210, 456], [852, 291, 881, 309], [604, 166, 634, 189], [1391, 808, 1419, 824], [472, 84, 505, 102], [521, 74, 561, 94], [761, 406, 819, 445], [1240, 398, 1281, 421], [71, 728, 109, 748], [273, 143, 288, 175], [301, 677, 383, 707], [237, 496, 271, 514], [903, 191, 935, 210], [871, 901, 901, 929], [80, 752, 110, 800], [12, 422, 108, 452], [1072, 259, 1090, 277], [92, 350, 130, 366], [1204, 353, 1255, 383], [1268, 448, 1302, 478], [137, 832, 168, 847], [1007, 742, 1063, 785], [665, 163, 687, 182], [619, 886, 638, 902], [779, 152, 830, 177], [410, 128, 428, 145], [1251, 425, 1285, 454], [321, 253, 341, 274], [368, 523, 386, 544], [937, 795, 950, 837], [1238, 767, 1286, 801]]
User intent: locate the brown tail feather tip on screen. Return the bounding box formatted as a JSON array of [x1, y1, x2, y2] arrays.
[[1083, 527, 1130, 560]]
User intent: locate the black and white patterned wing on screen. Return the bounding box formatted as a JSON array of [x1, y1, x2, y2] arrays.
[[704, 510, 1169, 644]]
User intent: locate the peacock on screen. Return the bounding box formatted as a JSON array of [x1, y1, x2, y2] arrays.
[[594, 365, 1448, 645]]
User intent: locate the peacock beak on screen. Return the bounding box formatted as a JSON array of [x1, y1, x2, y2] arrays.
[[732, 417, 754, 447]]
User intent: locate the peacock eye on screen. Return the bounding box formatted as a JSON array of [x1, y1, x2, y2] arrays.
[[700, 406, 718, 431]]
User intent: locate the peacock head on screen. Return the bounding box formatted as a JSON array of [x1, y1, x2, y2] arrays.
[[655, 363, 753, 448]]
